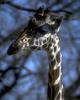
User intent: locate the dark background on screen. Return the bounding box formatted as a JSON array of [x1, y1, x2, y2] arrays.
[[0, 0, 80, 100]]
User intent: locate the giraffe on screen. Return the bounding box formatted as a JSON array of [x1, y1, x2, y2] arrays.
[[7, 7, 64, 100]]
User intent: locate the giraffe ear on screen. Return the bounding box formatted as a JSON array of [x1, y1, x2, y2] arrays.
[[54, 16, 63, 32], [50, 15, 63, 33], [56, 16, 63, 27]]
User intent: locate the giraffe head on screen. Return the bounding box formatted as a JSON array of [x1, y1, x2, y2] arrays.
[[7, 7, 63, 55], [27, 7, 63, 38]]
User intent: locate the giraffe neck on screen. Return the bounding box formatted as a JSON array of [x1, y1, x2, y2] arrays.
[[43, 34, 63, 100]]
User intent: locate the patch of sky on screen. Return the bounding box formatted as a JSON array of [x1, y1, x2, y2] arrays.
[[15, 76, 38, 95], [17, 11, 29, 25], [25, 58, 40, 73], [36, 2, 47, 8], [33, 50, 48, 65], [71, 1, 80, 10], [12, 0, 27, 5], [71, 47, 78, 57], [1, 4, 27, 26], [62, 48, 77, 60], [0, 11, 15, 36], [69, 61, 77, 70], [0, 45, 8, 55], [2, 93, 17, 100], [4, 55, 14, 64], [60, 24, 71, 37], [67, 20, 80, 35], [0, 62, 8, 70], [18, 74, 35, 85], [69, 68, 78, 82], [0, 83, 4, 92], [63, 0, 71, 4], [2, 70, 15, 86], [35, 85, 47, 100], [38, 85, 46, 95], [61, 20, 80, 38], [63, 75, 72, 88], [52, 4, 62, 11], [69, 20, 80, 28], [20, 68, 28, 76], [73, 86, 80, 96], [62, 50, 70, 59]]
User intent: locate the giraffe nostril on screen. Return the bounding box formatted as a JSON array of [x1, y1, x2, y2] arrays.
[[7, 44, 20, 55]]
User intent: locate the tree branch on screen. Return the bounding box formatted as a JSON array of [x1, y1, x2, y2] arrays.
[[0, 1, 72, 15], [0, 1, 36, 12]]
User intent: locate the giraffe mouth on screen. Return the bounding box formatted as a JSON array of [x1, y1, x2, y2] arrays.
[[7, 43, 20, 55]]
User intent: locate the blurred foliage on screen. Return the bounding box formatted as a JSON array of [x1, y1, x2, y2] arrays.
[[0, 0, 80, 100]]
